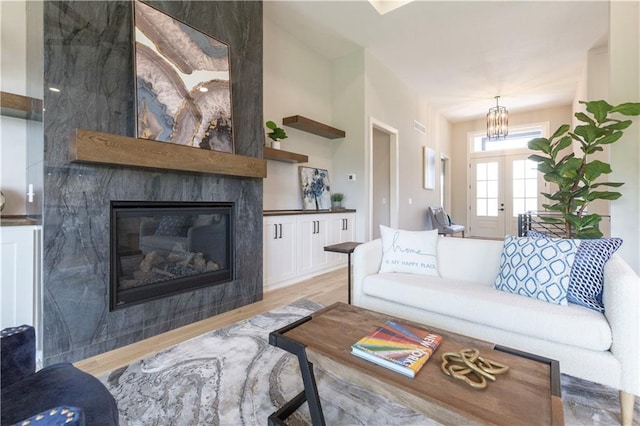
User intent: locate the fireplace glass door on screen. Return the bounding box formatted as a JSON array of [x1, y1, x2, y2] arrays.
[[110, 201, 234, 309]]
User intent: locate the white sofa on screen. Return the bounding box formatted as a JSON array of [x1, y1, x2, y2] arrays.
[[353, 236, 639, 424]]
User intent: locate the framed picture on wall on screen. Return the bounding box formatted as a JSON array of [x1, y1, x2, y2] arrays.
[[299, 166, 331, 210], [423, 146, 436, 190], [133, 0, 234, 153]]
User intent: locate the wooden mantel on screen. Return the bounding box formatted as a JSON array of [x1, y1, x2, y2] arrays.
[[69, 129, 267, 178]]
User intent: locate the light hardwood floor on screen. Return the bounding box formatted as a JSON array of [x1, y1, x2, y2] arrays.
[[75, 268, 348, 377]]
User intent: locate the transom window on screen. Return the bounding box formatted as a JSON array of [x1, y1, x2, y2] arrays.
[[472, 128, 544, 153]]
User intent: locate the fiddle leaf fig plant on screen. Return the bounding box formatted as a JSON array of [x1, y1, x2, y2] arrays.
[[528, 100, 640, 239]]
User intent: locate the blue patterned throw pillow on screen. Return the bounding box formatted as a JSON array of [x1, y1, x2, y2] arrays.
[[526, 230, 622, 312], [494, 236, 579, 305]]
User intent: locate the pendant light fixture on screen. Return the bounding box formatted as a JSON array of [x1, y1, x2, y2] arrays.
[[487, 96, 508, 140]]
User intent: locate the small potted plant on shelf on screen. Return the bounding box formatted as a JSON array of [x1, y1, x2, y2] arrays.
[[331, 192, 344, 210], [265, 120, 288, 149]]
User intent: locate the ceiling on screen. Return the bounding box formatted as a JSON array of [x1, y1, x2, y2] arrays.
[[264, 1, 609, 122]]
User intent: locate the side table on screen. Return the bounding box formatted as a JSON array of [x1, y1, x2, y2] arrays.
[[323, 241, 362, 304]]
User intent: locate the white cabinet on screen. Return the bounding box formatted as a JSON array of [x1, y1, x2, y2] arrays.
[[297, 214, 330, 275], [1, 225, 40, 329], [263, 212, 356, 289], [328, 213, 356, 266], [263, 216, 297, 285]]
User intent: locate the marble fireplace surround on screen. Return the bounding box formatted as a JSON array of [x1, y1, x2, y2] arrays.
[[42, 1, 264, 365]]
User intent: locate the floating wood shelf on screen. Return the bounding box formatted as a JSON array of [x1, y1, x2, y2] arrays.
[[1, 91, 42, 121], [282, 115, 345, 139], [264, 146, 308, 163], [69, 129, 267, 178]]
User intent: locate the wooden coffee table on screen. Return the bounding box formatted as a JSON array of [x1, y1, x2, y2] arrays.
[[268, 302, 564, 426]]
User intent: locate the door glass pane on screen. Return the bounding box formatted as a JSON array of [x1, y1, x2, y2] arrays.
[[525, 160, 538, 178], [513, 199, 524, 217], [513, 160, 524, 179], [487, 162, 498, 180], [477, 162, 487, 178], [487, 180, 498, 198], [476, 161, 499, 217], [512, 158, 538, 217], [487, 199, 498, 216], [477, 199, 487, 216], [513, 180, 524, 198], [526, 198, 538, 212], [477, 181, 487, 198]]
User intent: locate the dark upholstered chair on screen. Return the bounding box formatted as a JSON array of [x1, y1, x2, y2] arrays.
[[426, 206, 465, 237], [1, 325, 119, 425]]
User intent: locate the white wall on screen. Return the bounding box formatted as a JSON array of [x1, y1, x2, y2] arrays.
[[264, 20, 453, 242], [362, 52, 451, 235], [450, 105, 573, 229], [1, 1, 28, 216], [262, 17, 335, 211], [331, 50, 366, 240], [572, 45, 612, 237], [609, 0, 640, 272]]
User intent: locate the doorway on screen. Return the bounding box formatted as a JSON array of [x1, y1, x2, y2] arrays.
[[369, 118, 399, 240], [372, 128, 390, 239], [469, 154, 540, 238]]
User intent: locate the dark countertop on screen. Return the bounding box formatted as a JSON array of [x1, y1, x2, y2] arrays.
[[264, 209, 356, 216], [1, 216, 40, 227]]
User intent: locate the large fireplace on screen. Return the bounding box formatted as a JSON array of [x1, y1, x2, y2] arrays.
[[110, 201, 234, 310]]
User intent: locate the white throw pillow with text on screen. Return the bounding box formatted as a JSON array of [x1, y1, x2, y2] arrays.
[[379, 226, 439, 276]]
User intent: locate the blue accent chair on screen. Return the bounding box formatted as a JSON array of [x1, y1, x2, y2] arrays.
[[1, 325, 119, 425]]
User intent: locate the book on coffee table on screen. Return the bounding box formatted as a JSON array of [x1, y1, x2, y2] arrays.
[[351, 320, 442, 378]]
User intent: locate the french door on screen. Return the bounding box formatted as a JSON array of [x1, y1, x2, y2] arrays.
[[469, 154, 540, 238]]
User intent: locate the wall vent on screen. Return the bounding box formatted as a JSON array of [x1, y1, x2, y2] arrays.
[[413, 120, 426, 134]]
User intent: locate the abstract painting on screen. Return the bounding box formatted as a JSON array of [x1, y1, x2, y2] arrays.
[[299, 167, 331, 210], [134, 1, 234, 153]]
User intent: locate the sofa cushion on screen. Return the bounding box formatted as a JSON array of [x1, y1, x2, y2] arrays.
[[362, 273, 612, 351], [379, 226, 439, 276], [494, 236, 578, 305], [436, 238, 503, 284], [527, 230, 622, 313]]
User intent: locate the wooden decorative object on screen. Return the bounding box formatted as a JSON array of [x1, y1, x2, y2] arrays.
[[282, 115, 345, 139], [69, 129, 266, 178], [440, 348, 510, 390], [263, 146, 308, 163]]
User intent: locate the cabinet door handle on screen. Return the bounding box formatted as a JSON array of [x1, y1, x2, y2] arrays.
[[278, 223, 282, 239], [273, 224, 278, 239]]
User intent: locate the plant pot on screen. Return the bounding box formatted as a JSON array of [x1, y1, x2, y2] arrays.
[[331, 201, 343, 210], [271, 141, 281, 150]]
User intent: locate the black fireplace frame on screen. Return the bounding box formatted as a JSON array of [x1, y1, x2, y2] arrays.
[[109, 200, 235, 310]]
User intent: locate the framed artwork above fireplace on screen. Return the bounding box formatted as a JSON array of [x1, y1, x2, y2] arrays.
[[133, 0, 234, 153]]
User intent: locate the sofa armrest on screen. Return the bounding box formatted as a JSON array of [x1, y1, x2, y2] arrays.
[[353, 239, 382, 306], [1, 325, 36, 389], [602, 253, 640, 395]]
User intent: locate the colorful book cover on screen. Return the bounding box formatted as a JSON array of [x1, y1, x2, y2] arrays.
[[351, 320, 442, 378]]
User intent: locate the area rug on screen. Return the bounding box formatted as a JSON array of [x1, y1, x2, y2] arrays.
[[102, 300, 637, 425]]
